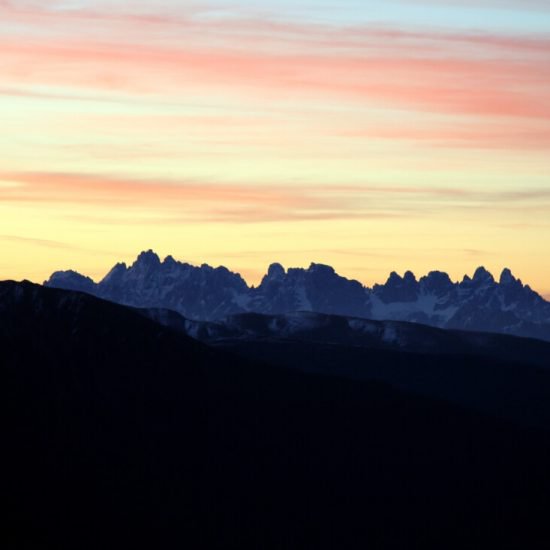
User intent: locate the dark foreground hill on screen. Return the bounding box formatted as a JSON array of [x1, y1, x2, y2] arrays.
[[146, 309, 550, 429], [2, 281, 550, 549]]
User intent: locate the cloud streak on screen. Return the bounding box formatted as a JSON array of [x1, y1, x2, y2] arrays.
[[3, 39, 549, 116], [1, 171, 548, 224], [1, 6, 549, 121], [0, 234, 83, 251], [0, 171, 411, 223]]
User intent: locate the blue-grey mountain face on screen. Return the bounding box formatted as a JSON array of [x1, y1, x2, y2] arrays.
[[47, 250, 249, 321], [248, 262, 370, 317], [45, 250, 550, 341]]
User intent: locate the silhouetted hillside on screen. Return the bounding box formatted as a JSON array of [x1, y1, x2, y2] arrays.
[[3, 281, 550, 549], [145, 309, 550, 428]]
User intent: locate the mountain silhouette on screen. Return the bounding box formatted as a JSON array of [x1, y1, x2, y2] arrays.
[[46, 250, 550, 341]]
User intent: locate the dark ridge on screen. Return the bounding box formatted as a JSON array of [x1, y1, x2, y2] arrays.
[[2, 281, 550, 548]]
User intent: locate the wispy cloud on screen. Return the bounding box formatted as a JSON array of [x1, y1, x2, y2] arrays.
[[0, 171, 413, 223], [0, 234, 82, 251], [2, 5, 549, 121], [3, 38, 549, 117], [1, 171, 548, 224]]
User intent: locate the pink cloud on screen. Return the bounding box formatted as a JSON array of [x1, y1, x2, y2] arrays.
[[339, 120, 550, 150], [2, 36, 549, 121], [0, 171, 472, 224], [1, 171, 548, 224], [2, 3, 549, 122], [2, 6, 549, 163], [0, 171, 372, 223], [0, 172, 306, 207]]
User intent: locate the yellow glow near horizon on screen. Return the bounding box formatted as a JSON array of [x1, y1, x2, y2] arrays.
[[1, 3, 549, 297]]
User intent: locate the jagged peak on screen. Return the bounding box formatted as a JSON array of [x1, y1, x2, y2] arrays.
[[386, 271, 402, 284], [472, 266, 495, 284], [420, 270, 453, 292], [384, 271, 418, 285], [308, 263, 335, 274], [100, 262, 127, 284], [424, 270, 452, 283], [133, 249, 161, 268], [499, 268, 519, 285], [214, 265, 235, 276], [267, 262, 285, 279]]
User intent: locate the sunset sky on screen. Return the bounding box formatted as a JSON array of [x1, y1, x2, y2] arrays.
[[1, 0, 549, 295]]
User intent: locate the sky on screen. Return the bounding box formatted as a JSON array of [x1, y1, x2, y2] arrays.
[[1, 0, 549, 295]]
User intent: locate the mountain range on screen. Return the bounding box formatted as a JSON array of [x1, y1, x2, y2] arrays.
[[46, 250, 550, 341]]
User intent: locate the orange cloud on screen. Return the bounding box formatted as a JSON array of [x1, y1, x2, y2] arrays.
[[1, 171, 548, 224], [0, 171, 470, 225], [0, 171, 369, 224], [0, 172, 304, 207]]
